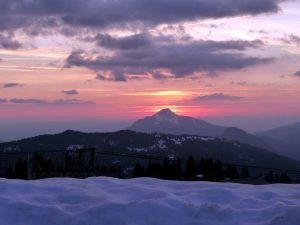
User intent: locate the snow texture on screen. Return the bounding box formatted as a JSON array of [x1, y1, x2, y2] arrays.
[[0, 177, 300, 225], [154, 110, 179, 125], [127, 147, 148, 152], [67, 145, 84, 151]]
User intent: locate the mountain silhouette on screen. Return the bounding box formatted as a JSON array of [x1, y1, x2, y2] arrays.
[[129, 108, 226, 136], [129, 109, 300, 161], [259, 122, 300, 160], [0, 130, 299, 171]]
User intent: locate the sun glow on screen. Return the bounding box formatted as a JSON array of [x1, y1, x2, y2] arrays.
[[151, 105, 184, 114], [125, 90, 189, 97]]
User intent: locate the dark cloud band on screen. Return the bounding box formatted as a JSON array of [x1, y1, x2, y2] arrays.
[[0, 0, 283, 32], [0, 98, 92, 105], [193, 93, 244, 101], [293, 71, 300, 77], [0, 34, 22, 49], [66, 38, 273, 81], [62, 89, 79, 95], [3, 83, 23, 88]]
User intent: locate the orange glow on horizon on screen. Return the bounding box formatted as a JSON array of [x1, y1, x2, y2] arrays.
[[122, 90, 190, 97], [152, 105, 183, 114]]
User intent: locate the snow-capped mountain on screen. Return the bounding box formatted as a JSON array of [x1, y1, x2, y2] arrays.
[[129, 109, 300, 161], [129, 108, 226, 136]]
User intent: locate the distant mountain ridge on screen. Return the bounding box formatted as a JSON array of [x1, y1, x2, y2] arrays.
[[222, 127, 270, 150], [1, 109, 299, 164], [0, 130, 299, 171], [259, 122, 300, 143], [258, 123, 300, 160], [129, 108, 300, 161], [129, 108, 269, 149]]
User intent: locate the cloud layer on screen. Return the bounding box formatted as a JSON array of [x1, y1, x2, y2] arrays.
[[294, 71, 300, 77], [0, 34, 22, 49], [194, 93, 244, 101], [0, 0, 285, 82], [66, 37, 272, 81], [3, 83, 23, 88], [62, 89, 79, 95], [0, 98, 92, 105], [0, 0, 283, 32], [0, 98, 8, 103]]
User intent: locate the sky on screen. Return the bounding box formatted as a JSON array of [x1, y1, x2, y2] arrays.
[[0, 0, 300, 135]]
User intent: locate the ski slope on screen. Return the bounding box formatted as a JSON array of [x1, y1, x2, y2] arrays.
[[0, 177, 299, 225]]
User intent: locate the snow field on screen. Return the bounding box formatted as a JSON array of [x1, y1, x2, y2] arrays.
[[0, 177, 300, 225]]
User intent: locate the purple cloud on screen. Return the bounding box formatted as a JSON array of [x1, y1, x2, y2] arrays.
[[3, 83, 23, 88], [231, 81, 250, 86], [293, 71, 300, 77], [62, 89, 79, 95], [194, 93, 244, 101], [10, 98, 47, 104], [0, 0, 284, 33], [66, 38, 272, 81], [0, 34, 22, 50], [0, 98, 8, 103], [8, 98, 92, 105], [93, 33, 152, 50], [282, 34, 300, 46], [52, 99, 92, 105]]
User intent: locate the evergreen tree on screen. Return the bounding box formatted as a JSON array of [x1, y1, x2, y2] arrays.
[[198, 159, 224, 181], [162, 158, 171, 179], [265, 171, 274, 183], [133, 162, 145, 177], [214, 160, 224, 181], [169, 160, 182, 180], [241, 167, 250, 178], [5, 166, 14, 179], [225, 165, 240, 179], [280, 172, 291, 184], [32, 154, 46, 178], [14, 160, 28, 180], [183, 156, 197, 180], [45, 158, 55, 174], [64, 152, 74, 172], [88, 148, 96, 172], [146, 161, 162, 178]]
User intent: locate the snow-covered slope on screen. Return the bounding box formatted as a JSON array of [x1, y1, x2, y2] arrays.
[[1, 177, 299, 225]]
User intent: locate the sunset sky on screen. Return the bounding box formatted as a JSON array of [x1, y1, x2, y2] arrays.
[[1, 0, 300, 124]]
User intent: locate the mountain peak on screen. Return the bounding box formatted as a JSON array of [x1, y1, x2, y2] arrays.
[[129, 108, 226, 136], [155, 108, 176, 117], [153, 108, 178, 124]]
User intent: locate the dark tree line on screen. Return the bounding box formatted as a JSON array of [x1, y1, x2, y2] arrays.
[[3, 153, 294, 184], [4, 150, 122, 179], [133, 156, 293, 183], [133, 156, 251, 181], [64, 148, 96, 173], [32, 154, 55, 178], [5, 154, 55, 180], [134, 159, 183, 180], [5, 160, 28, 180], [264, 171, 292, 184]]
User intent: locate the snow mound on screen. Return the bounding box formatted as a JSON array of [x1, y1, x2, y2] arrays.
[[1, 177, 300, 225]]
